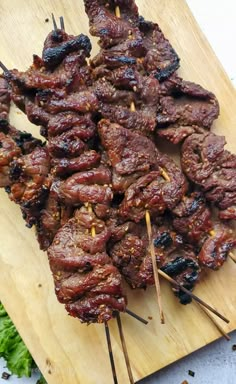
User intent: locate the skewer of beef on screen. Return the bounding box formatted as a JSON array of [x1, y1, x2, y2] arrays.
[[83, 1, 234, 325], [1, 13, 230, 328], [84, 0, 235, 259], [0, 21, 139, 383]]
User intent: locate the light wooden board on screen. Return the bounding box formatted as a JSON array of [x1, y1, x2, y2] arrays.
[[0, 1, 236, 383]]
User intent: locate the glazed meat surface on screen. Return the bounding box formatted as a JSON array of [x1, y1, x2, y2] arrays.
[[9, 146, 51, 208], [138, 17, 180, 80], [157, 76, 219, 131], [172, 192, 212, 243], [109, 220, 200, 304], [48, 207, 126, 323], [58, 166, 113, 206], [0, 76, 10, 124], [98, 119, 159, 192], [198, 223, 236, 270], [181, 132, 236, 219]]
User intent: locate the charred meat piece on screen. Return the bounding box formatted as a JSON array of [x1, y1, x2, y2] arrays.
[[109, 221, 169, 289], [99, 119, 159, 192], [0, 125, 42, 187], [119, 155, 187, 222], [24, 99, 52, 128], [153, 226, 200, 305], [58, 166, 113, 206], [157, 125, 205, 145], [8, 126, 42, 155], [139, 17, 180, 80], [109, 219, 200, 304], [42, 30, 91, 69], [9, 146, 51, 208], [35, 192, 74, 251], [100, 104, 157, 134], [96, 75, 159, 134], [198, 223, 236, 270], [94, 77, 136, 105], [48, 207, 126, 323], [7, 68, 71, 91], [48, 128, 87, 158], [99, 65, 142, 89], [41, 90, 98, 114], [84, 0, 138, 48], [0, 76, 10, 125], [160, 249, 200, 304], [157, 76, 219, 130], [86, 0, 139, 26], [90, 27, 145, 68], [172, 192, 212, 243], [0, 131, 21, 187], [51, 150, 101, 177], [47, 112, 96, 138], [181, 132, 236, 219]]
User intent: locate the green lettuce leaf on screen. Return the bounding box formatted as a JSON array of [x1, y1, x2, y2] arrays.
[[0, 303, 34, 377]]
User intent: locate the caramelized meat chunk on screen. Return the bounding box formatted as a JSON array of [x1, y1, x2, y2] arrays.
[[198, 224, 236, 270], [99, 119, 158, 192], [48, 207, 126, 323], [58, 166, 113, 206], [181, 132, 236, 219], [9, 146, 51, 208], [172, 192, 212, 243], [139, 17, 180, 80]]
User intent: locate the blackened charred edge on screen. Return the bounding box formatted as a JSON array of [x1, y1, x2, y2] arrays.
[[154, 232, 173, 248], [42, 34, 92, 68], [154, 52, 180, 81]]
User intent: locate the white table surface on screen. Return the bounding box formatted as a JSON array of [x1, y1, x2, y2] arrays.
[[1, 1, 235, 383]]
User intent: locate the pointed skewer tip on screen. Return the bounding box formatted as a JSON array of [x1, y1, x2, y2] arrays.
[[59, 16, 65, 31], [51, 13, 58, 30]]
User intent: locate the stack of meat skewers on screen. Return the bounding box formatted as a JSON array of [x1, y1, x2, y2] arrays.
[[0, 1, 236, 382]]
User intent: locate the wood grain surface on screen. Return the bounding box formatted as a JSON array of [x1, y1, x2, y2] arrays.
[[0, 1, 236, 383]]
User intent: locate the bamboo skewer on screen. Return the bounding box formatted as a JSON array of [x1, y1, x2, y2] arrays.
[[129, 100, 165, 324], [59, 16, 65, 31], [196, 303, 230, 341], [145, 210, 165, 324], [116, 313, 134, 384], [51, 13, 58, 31], [104, 322, 118, 384], [125, 309, 148, 325], [115, 6, 121, 18], [87, 204, 118, 384]]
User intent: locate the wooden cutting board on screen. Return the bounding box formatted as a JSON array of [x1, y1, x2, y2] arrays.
[[0, 1, 236, 383]]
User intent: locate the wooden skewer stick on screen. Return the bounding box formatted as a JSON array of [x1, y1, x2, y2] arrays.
[[87, 204, 118, 384], [115, 6, 121, 18], [229, 252, 236, 263], [104, 322, 119, 384], [51, 13, 58, 31], [116, 313, 134, 384], [130, 101, 136, 112], [209, 230, 236, 263], [197, 303, 230, 341], [0, 61, 10, 74], [125, 309, 148, 325], [146, 210, 165, 324], [130, 101, 165, 324], [87, 204, 134, 383], [59, 16, 65, 31], [158, 269, 229, 323]]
